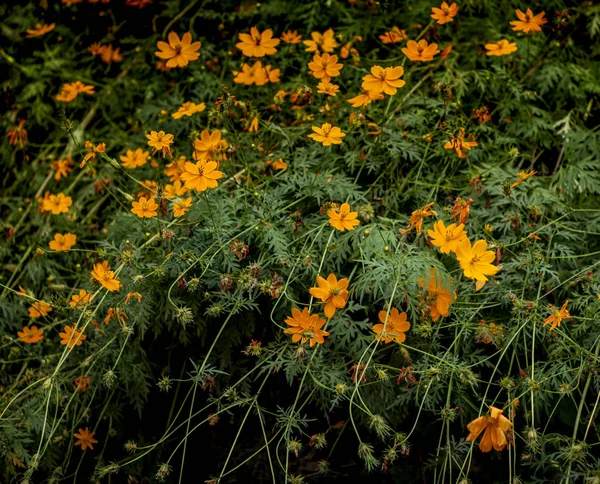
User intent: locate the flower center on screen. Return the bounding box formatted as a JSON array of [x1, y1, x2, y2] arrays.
[[445, 230, 455, 240], [330, 287, 341, 296], [471, 255, 480, 264], [174, 44, 183, 55]]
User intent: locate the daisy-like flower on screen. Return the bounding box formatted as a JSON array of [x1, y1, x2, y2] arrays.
[[444, 129, 478, 158], [284, 307, 330, 347], [427, 220, 467, 254], [233, 61, 269, 86], [18, 325, 44, 344], [309, 273, 349, 319], [155, 32, 201, 68], [431, 2, 458, 25], [466, 406, 512, 452], [172, 101, 206, 119], [379, 26, 407, 44], [164, 180, 188, 199], [543, 301, 570, 331], [308, 123, 345, 146], [91, 261, 122, 292], [120, 148, 149, 169], [74, 428, 98, 451], [400, 202, 438, 235], [372, 307, 411, 344], [308, 53, 343, 83], [131, 197, 158, 218], [55, 81, 95, 102], [402, 39, 440, 62], [456, 239, 499, 282], [485, 39, 518, 56], [164, 157, 188, 182], [418, 268, 454, 322], [51, 158, 73, 180], [42, 193, 72, 214], [347, 89, 385, 108], [193, 129, 228, 161], [327, 203, 359, 231], [361, 66, 405, 96], [146, 130, 174, 158], [317, 82, 340, 96], [510, 8, 547, 33], [181, 160, 223, 192], [281, 30, 302, 44], [303, 29, 337, 53], [80, 141, 106, 168], [49, 233, 77, 251], [29, 300, 52, 318], [26, 23, 55, 38], [59, 325, 87, 348], [236, 27, 280, 57], [69, 289, 93, 308], [173, 197, 192, 218]]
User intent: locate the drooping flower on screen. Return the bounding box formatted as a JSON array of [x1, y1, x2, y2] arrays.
[[59, 325, 87, 348], [402, 39, 440, 62], [309, 273, 349, 319], [281, 30, 302, 44], [74, 428, 98, 451], [466, 406, 512, 452], [146, 130, 173, 158], [361, 66, 405, 96], [543, 301, 570, 331], [91, 261, 122, 292], [372, 307, 411, 344], [104, 307, 129, 326], [120, 148, 149, 169], [155, 32, 201, 68], [510, 8, 547, 33], [173, 197, 192, 218], [236, 27, 280, 57], [427, 220, 467, 254], [303, 29, 337, 53], [81, 141, 106, 168], [431, 2, 458, 24], [131, 197, 158, 218], [510, 170, 537, 189], [181, 160, 223, 192], [400, 202, 438, 235], [308, 123, 346, 146], [29, 300, 52, 318], [485, 39, 518, 56], [18, 325, 44, 344], [73, 375, 91, 392], [284, 307, 330, 347], [192, 130, 228, 161], [451, 197, 473, 225], [327, 203, 359, 231], [317, 82, 340, 96], [418, 268, 454, 322], [456, 239, 499, 282], [172, 101, 206, 119], [347, 89, 385, 108], [308, 53, 343, 83], [69, 289, 93, 308], [51, 158, 73, 180], [379, 26, 407, 44], [26, 23, 55, 38], [6, 120, 28, 147], [49, 233, 77, 251], [444, 129, 478, 158]]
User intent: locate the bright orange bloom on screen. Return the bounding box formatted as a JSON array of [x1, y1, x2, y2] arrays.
[[456, 239, 499, 282], [400, 202, 438, 235], [379, 26, 407, 44], [431, 2, 458, 24], [70, 289, 93, 308], [181, 160, 223, 192], [155, 32, 201, 68], [327, 203, 359, 231], [466, 406, 512, 452], [284, 307, 330, 347], [309, 274, 349, 319], [74, 428, 98, 451], [427, 220, 467, 254], [317, 82, 340, 96], [265, 64, 280, 83], [173, 197, 192, 218], [451, 197, 473, 225], [120, 148, 149, 169], [51, 158, 73, 180], [510, 8, 547, 33], [233, 61, 269, 86], [308, 52, 343, 83], [444, 129, 478, 158], [49, 233, 77, 251], [131, 197, 158, 218], [29, 300, 52, 318], [59, 325, 87, 348], [146, 130, 173, 158], [172, 101, 206, 119], [164, 157, 188, 182], [56, 81, 95, 102], [361, 66, 405, 96], [18, 326, 44, 344], [372, 307, 411, 344], [418, 268, 454, 322], [347, 89, 385, 107], [26, 23, 56, 38], [303, 29, 337, 53], [543, 301, 570, 331], [308, 123, 346, 146], [510, 170, 537, 188], [41, 192, 71, 214], [402, 39, 440, 62], [236, 27, 280, 57], [91, 261, 122, 292], [193, 129, 228, 161], [81, 141, 106, 168], [485, 39, 518, 56], [266, 158, 287, 170], [281, 30, 302, 44], [164, 180, 188, 199]]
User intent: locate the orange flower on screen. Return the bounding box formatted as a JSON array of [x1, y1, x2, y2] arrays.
[[456, 239, 499, 282], [59, 325, 87, 348], [379, 26, 407, 44], [303, 29, 337, 53], [181, 160, 223, 192], [372, 307, 411, 344], [451, 197, 473, 225], [173, 197, 192, 218], [317, 82, 340, 96], [164, 157, 187, 182], [95, 44, 123, 64], [233, 61, 269, 86], [427, 220, 467, 254], [51, 158, 73, 180], [418, 268, 454, 322], [510, 8, 547, 33], [400, 202, 438, 235], [236, 27, 280, 57], [125, 292, 143, 304], [155, 32, 201, 68], [27, 23, 55, 38], [193, 129, 228, 161], [18, 326, 44, 344], [431, 2, 458, 24], [281, 30, 302, 44], [73, 375, 91, 392], [485, 39, 518, 56], [49, 233, 77, 251], [56, 81, 95, 102], [347, 90, 384, 107], [510, 170, 537, 188], [309, 273, 349, 319], [472, 106, 492, 125], [327, 203, 359, 231], [284, 307, 330, 347], [74, 428, 98, 451], [308, 52, 343, 83], [91, 261, 122, 292], [543, 301, 570, 331], [104, 307, 128, 326], [444, 129, 478, 158], [266, 158, 287, 170], [466, 406, 512, 452], [120, 148, 149, 169], [164, 180, 188, 199], [69, 289, 93, 308], [80, 141, 106, 168], [308, 123, 345, 146], [28, 300, 52, 318], [361, 66, 405, 96], [402, 39, 440, 62], [131, 197, 158, 218], [146, 130, 173, 158], [41, 193, 72, 214], [172, 101, 206, 119]]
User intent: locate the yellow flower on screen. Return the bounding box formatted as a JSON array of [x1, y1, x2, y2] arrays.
[[233, 61, 269, 86], [361, 66, 405, 96], [164, 180, 188, 199], [543, 301, 570, 331], [327, 203, 359, 232], [49, 233, 77, 251], [281, 30, 302, 44], [456, 239, 499, 282], [18, 325, 44, 344], [379, 26, 407, 44], [431, 2, 458, 25], [485, 39, 518, 56], [427, 220, 467, 254], [173, 197, 192, 218], [51, 158, 73, 180], [172, 101, 206, 119], [317, 82, 340, 96], [193, 129, 228, 161], [444, 129, 478, 158], [510, 8, 547, 33], [347, 90, 385, 108], [402, 39, 440, 62], [155, 32, 201, 68], [28, 300, 52, 319], [303, 29, 337, 53], [308, 52, 343, 83], [236, 27, 280, 57], [91, 261, 122, 292], [59, 325, 87, 348], [120, 148, 149, 169], [55, 81, 95, 102], [181, 160, 223, 192], [131, 197, 158, 218], [466, 406, 512, 452], [418, 268, 454, 322], [309, 273, 349, 319], [164, 156, 187, 182], [146, 130, 173, 158], [308, 123, 346, 146], [284, 307, 330, 347], [42, 193, 72, 214], [69, 289, 93, 308], [372, 307, 410, 344], [510, 170, 537, 188]]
